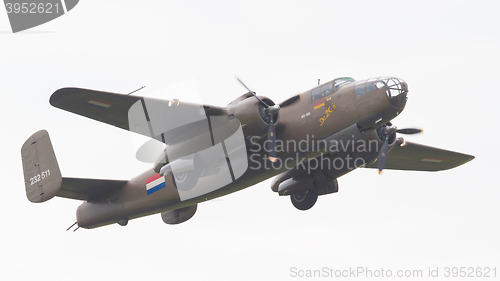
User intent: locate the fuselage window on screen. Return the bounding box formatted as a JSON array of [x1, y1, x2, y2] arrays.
[[354, 84, 365, 97], [311, 87, 321, 101], [320, 82, 333, 97], [366, 82, 377, 94], [375, 81, 386, 89]]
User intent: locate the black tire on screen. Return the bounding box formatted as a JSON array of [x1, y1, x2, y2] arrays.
[[173, 169, 200, 191], [290, 187, 318, 210]]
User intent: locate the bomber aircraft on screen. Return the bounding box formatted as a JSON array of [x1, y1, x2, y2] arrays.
[[21, 77, 474, 230]]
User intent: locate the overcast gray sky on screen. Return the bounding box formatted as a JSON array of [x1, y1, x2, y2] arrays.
[[1, 1, 498, 280]]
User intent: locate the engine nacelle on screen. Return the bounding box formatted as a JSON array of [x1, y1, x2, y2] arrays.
[[228, 93, 278, 140], [272, 169, 338, 197], [277, 175, 314, 196], [375, 123, 397, 146], [161, 204, 197, 225], [159, 156, 196, 176]]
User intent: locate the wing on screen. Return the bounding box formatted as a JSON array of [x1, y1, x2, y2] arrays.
[[365, 139, 474, 171], [50, 87, 238, 167], [56, 178, 128, 201], [50, 88, 142, 131], [50, 87, 228, 140]]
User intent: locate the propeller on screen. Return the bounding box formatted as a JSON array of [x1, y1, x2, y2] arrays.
[[396, 128, 423, 135], [236, 77, 280, 162], [377, 125, 422, 174]]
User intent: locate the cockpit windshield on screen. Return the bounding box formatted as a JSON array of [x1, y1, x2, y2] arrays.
[[311, 77, 355, 101], [333, 77, 355, 93]]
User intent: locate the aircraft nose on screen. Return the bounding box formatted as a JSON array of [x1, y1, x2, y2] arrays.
[[385, 77, 408, 109]]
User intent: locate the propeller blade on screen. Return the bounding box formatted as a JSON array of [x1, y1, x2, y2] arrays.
[[396, 128, 423, 135], [234, 76, 280, 162], [267, 115, 277, 162], [376, 125, 421, 174], [235, 76, 270, 108], [377, 136, 390, 174]]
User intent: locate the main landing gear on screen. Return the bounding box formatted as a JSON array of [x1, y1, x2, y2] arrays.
[[290, 187, 318, 210]]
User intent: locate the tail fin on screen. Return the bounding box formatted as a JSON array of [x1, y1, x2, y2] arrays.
[[21, 130, 63, 203]]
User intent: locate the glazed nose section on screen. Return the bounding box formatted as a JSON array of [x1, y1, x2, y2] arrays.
[[386, 77, 408, 109]]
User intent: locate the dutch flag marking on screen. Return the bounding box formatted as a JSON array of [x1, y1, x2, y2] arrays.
[[146, 173, 166, 195]]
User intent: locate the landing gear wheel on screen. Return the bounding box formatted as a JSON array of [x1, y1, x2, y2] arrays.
[[290, 187, 318, 210], [173, 169, 200, 192]]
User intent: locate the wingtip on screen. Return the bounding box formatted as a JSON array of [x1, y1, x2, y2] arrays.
[[49, 87, 80, 107]]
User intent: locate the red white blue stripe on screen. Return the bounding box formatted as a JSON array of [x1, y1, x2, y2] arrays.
[[146, 173, 165, 195], [87, 99, 114, 108]]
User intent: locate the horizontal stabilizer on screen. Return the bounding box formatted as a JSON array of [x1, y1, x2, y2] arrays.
[[57, 178, 128, 201]]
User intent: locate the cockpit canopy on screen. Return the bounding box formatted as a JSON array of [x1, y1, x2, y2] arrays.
[[311, 77, 355, 101]]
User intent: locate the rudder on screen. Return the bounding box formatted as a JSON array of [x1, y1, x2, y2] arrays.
[[21, 130, 63, 203]]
